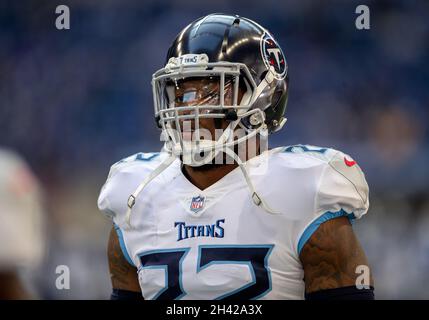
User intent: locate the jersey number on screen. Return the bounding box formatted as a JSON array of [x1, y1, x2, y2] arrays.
[[138, 245, 274, 300]]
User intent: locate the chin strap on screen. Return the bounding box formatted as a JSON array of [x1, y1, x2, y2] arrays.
[[223, 147, 280, 215], [125, 153, 176, 227]]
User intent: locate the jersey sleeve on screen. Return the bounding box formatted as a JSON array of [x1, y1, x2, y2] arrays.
[[97, 152, 165, 266], [97, 156, 132, 220], [294, 149, 369, 256], [316, 150, 369, 219], [97, 152, 164, 220]]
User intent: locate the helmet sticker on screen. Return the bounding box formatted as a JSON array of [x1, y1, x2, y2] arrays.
[[260, 32, 287, 80]]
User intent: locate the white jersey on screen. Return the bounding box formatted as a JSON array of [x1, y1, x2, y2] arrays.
[[98, 145, 369, 300]]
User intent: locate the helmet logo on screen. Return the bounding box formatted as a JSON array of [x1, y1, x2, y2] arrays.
[[261, 33, 287, 80]]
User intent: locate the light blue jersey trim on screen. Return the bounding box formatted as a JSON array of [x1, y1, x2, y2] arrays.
[[113, 223, 135, 266], [297, 209, 355, 255]]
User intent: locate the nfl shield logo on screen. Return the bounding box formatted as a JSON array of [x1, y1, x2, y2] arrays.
[[190, 195, 205, 214]]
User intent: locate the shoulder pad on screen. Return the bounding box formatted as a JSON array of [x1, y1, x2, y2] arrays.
[[97, 152, 166, 219], [316, 148, 369, 219], [282, 145, 370, 256], [278, 144, 369, 218], [107, 152, 162, 180]]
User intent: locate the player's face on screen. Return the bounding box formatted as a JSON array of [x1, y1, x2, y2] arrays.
[[172, 77, 244, 141]]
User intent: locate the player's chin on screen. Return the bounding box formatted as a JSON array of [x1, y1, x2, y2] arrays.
[[179, 153, 229, 171], [189, 162, 221, 171]]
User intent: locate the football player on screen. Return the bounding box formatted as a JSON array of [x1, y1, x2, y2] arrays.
[[98, 14, 374, 300]]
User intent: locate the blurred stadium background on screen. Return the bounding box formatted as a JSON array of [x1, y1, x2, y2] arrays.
[[0, 0, 428, 299]]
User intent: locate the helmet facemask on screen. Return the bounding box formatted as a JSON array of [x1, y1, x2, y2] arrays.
[[152, 53, 276, 167]]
